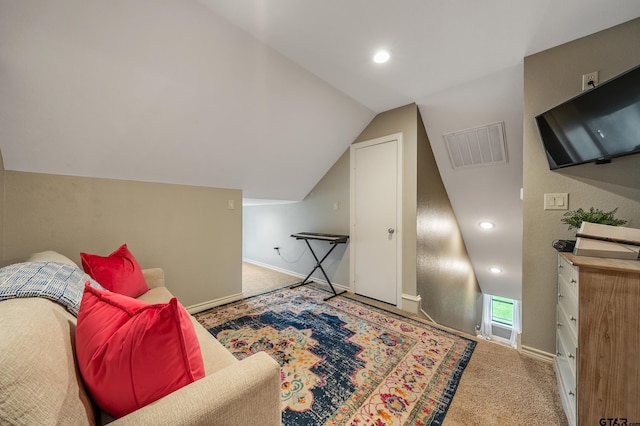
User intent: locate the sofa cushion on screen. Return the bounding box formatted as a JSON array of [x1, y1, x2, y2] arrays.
[[26, 250, 79, 268], [0, 298, 96, 426], [75, 284, 205, 418], [80, 244, 149, 297]]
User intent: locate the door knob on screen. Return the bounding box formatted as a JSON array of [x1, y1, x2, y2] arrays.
[[388, 228, 395, 234]]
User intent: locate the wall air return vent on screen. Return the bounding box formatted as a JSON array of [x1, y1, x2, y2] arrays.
[[443, 122, 508, 169]]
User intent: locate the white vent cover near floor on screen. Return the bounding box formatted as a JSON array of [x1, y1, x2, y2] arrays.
[[443, 122, 507, 169]]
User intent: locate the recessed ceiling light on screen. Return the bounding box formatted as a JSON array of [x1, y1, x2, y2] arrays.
[[489, 267, 503, 274], [479, 221, 495, 230], [373, 50, 390, 64]]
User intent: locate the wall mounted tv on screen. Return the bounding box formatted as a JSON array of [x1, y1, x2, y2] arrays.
[[536, 64, 640, 170]]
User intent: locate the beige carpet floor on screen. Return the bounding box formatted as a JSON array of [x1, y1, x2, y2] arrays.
[[242, 262, 568, 425], [242, 262, 301, 294]]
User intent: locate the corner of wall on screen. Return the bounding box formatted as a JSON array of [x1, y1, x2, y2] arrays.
[[0, 149, 5, 265]]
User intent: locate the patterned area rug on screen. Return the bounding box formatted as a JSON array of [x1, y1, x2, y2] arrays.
[[195, 286, 476, 426]]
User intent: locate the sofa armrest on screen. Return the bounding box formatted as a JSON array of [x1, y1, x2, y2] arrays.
[[109, 351, 281, 426], [142, 268, 165, 289]]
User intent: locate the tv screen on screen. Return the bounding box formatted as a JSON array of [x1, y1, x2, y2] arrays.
[[536, 64, 640, 169]]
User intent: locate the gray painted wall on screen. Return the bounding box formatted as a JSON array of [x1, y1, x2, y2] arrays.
[[3, 171, 242, 308], [0, 150, 4, 263], [522, 18, 640, 354]]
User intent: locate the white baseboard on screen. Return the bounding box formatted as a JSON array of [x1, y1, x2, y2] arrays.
[[401, 293, 422, 315], [243, 258, 302, 279], [243, 258, 350, 292], [420, 308, 438, 324], [521, 345, 555, 363], [489, 334, 513, 347], [187, 260, 350, 315], [185, 292, 243, 315]]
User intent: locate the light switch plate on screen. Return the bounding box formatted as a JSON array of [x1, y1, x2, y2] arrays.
[[544, 193, 569, 210]]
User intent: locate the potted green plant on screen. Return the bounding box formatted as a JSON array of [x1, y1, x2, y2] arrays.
[[561, 207, 627, 231], [553, 207, 628, 252]]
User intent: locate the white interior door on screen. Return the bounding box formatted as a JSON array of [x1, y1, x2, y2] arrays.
[[350, 134, 402, 305]]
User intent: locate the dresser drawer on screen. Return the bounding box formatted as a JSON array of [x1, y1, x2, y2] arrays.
[[557, 325, 577, 378], [558, 277, 578, 336], [558, 255, 578, 298], [557, 299, 578, 344], [554, 342, 577, 426]]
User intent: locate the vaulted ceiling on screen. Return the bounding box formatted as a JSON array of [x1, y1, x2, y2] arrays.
[[1, 1, 639, 299], [0, 1, 374, 201]]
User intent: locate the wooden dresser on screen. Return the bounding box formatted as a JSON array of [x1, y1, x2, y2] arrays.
[[555, 253, 640, 426]]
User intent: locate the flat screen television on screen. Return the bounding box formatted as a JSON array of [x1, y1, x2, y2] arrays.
[[536, 64, 640, 170]]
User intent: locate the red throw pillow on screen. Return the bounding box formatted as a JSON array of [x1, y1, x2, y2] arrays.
[[75, 284, 205, 418], [80, 244, 149, 297]]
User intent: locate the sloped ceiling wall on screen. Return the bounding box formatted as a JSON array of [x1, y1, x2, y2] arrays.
[[418, 65, 524, 300], [0, 0, 374, 201]]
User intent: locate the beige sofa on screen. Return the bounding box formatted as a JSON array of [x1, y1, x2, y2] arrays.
[[0, 252, 281, 426]]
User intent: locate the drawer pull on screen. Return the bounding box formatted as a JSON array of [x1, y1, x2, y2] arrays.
[[570, 316, 577, 322], [557, 322, 563, 328], [558, 292, 564, 299], [569, 390, 575, 397], [568, 353, 575, 359], [571, 279, 577, 284], [557, 351, 562, 356]]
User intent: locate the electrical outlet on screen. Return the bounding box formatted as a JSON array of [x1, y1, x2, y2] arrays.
[[582, 71, 599, 91]]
